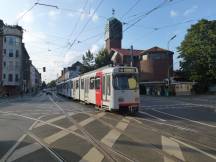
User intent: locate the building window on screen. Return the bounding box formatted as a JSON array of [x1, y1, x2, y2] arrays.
[[9, 37, 14, 45], [15, 74, 19, 82], [8, 74, 13, 82], [4, 37, 6, 43], [4, 49, 6, 54], [9, 49, 13, 57], [16, 50, 19, 57], [3, 62, 6, 67], [3, 74, 6, 79]]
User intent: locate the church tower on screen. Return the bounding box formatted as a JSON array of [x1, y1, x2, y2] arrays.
[[104, 16, 122, 53]]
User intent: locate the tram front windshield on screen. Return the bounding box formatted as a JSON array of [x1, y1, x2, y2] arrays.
[[113, 74, 138, 90]]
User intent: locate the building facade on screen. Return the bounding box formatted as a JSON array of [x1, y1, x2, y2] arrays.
[[0, 20, 23, 95], [105, 17, 174, 83], [0, 19, 41, 96]]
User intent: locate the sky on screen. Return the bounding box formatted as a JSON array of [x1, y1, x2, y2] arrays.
[[0, 0, 215, 82]]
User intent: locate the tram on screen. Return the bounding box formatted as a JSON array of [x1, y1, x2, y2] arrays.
[[56, 66, 140, 113]]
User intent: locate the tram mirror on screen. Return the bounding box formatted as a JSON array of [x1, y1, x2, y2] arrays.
[[128, 78, 137, 89]]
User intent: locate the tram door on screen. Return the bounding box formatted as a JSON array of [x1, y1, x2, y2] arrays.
[[102, 74, 111, 102], [95, 72, 102, 107], [84, 78, 89, 101]]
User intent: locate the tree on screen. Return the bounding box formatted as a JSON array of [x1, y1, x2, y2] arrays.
[[178, 19, 216, 93], [95, 48, 112, 68], [47, 80, 56, 88], [80, 50, 95, 73]]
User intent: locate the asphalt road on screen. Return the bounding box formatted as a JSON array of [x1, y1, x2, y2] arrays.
[[0, 93, 216, 162]]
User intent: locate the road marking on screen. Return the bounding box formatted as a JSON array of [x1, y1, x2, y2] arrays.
[[128, 117, 196, 132], [7, 143, 42, 162], [44, 112, 105, 144], [80, 118, 130, 162], [34, 112, 74, 128], [162, 136, 185, 161], [152, 109, 216, 128], [7, 112, 105, 162], [139, 111, 166, 121], [170, 137, 216, 160], [79, 147, 104, 162], [0, 115, 43, 162]]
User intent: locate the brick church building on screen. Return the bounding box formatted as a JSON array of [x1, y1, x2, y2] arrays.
[[104, 16, 174, 82]]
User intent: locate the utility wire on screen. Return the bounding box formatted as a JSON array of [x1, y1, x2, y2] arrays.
[[67, 0, 104, 50], [121, 0, 141, 19], [124, 0, 172, 32], [16, 3, 37, 24]]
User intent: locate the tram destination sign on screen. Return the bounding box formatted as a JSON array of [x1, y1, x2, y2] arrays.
[[118, 68, 136, 73]]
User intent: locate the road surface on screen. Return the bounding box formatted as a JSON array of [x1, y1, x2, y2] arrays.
[[0, 93, 216, 162]]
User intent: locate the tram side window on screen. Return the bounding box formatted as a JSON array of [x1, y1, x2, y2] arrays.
[[102, 76, 105, 95], [89, 77, 95, 89], [76, 80, 79, 89], [95, 77, 100, 89], [106, 75, 111, 95], [81, 79, 84, 89]]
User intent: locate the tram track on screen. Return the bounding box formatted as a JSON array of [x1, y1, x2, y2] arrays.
[[129, 116, 216, 157], [49, 95, 135, 162], [52, 95, 184, 162]]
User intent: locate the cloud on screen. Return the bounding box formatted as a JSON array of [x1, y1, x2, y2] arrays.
[[183, 5, 198, 16], [48, 10, 61, 17], [170, 10, 177, 17], [63, 50, 83, 67]]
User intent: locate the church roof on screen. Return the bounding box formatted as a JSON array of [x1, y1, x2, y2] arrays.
[[111, 48, 143, 56]]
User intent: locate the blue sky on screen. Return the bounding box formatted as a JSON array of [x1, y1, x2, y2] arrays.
[[0, 0, 215, 82]]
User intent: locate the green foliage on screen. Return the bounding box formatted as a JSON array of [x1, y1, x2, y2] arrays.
[[95, 48, 112, 68], [178, 19, 216, 92], [47, 80, 56, 88], [80, 50, 95, 74]]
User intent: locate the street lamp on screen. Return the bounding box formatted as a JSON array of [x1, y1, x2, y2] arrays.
[[167, 35, 177, 91]]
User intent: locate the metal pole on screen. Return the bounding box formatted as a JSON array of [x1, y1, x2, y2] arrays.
[[130, 45, 133, 67]]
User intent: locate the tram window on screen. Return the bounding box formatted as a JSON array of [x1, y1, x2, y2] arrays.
[[89, 77, 95, 89], [95, 77, 100, 89], [102, 76, 105, 95], [106, 75, 111, 95], [71, 81, 73, 88], [76, 80, 79, 89], [81, 79, 84, 89]]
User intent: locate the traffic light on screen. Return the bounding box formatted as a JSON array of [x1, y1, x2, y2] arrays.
[[43, 67, 46, 72]]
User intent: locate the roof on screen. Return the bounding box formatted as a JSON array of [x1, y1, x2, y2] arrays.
[[142, 46, 173, 54], [111, 48, 143, 56]]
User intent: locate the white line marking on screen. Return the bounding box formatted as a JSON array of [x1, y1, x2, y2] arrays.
[[79, 118, 130, 162], [139, 111, 166, 121], [34, 112, 74, 128], [128, 117, 196, 132], [170, 137, 216, 160], [79, 147, 104, 162], [0, 116, 43, 162], [7, 143, 42, 162], [152, 109, 216, 128], [44, 112, 105, 144], [7, 112, 105, 162], [162, 136, 185, 161]]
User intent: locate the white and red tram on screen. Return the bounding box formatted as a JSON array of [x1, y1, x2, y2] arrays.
[[56, 66, 140, 113]]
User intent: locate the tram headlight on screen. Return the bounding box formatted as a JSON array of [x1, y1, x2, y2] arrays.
[[118, 98, 124, 102]]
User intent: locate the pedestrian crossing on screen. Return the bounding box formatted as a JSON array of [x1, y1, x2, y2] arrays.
[[2, 111, 216, 162]]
